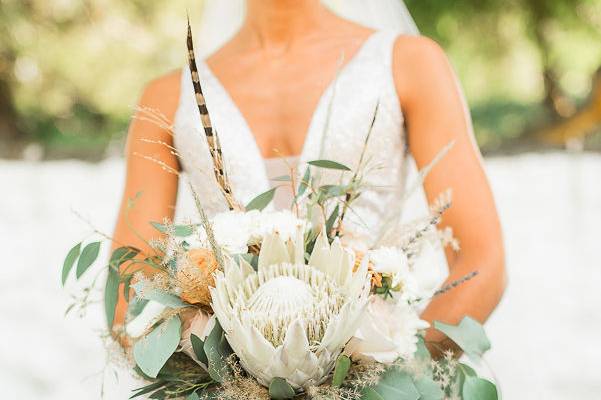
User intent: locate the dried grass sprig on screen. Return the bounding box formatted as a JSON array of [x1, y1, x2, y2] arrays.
[[433, 271, 479, 297], [402, 190, 452, 255], [335, 102, 379, 237], [133, 152, 181, 176], [188, 182, 226, 269], [133, 105, 173, 131]]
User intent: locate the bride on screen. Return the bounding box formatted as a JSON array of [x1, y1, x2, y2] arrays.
[[112, 0, 506, 358]]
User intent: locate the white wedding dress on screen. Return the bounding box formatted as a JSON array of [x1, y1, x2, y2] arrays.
[[174, 30, 447, 269]]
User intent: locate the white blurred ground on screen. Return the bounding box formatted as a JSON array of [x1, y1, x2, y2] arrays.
[[1, 153, 600, 399]]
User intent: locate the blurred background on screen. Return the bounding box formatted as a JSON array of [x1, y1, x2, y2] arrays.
[[1, 0, 600, 399]]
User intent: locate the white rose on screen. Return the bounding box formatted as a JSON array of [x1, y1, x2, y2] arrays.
[[179, 310, 216, 368], [249, 210, 305, 244], [369, 247, 413, 290], [369, 247, 408, 275], [189, 211, 257, 254], [349, 296, 429, 364], [411, 240, 448, 301]]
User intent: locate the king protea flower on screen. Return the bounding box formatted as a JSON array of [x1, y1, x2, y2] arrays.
[[210, 229, 371, 389]]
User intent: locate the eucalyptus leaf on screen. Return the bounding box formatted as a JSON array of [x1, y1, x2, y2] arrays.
[[364, 368, 420, 400], [308, 159, 351, 171], [297, 167, 311, 197], [434, 317, 491, 361], [269, 377, 295, 399], [271, 175, 292, 182], [203, 320, 233, 382], [132, 281, 188, 308], [246, 188, 277, 211], [462, 376, 498, 400], [325, 204, 340, 236], [150, 222, 195, 237], [61, 242, 81, 285], [319, 184, 347, 198], [110, 246, 140, 267], [123, 275, 132, 302], [133, 316, 181, 378], [332, 354, 351, 387], [413, 376, 444, 400], [105, 263, 120, 328], [76, 241, 101, 278], [414, 336, 431, 363], [461, 363, 477, 377], [361, 388, 385, 400], [190, 334, 209, 366], [187, 393, 200, 400], [128, 298, 149, 319]]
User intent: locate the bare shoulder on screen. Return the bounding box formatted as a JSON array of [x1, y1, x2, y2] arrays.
[[138, 69, 182, 116], [127, 69, 182, 153], [393, 35, 448, 65], [392, 36, 455, 106]]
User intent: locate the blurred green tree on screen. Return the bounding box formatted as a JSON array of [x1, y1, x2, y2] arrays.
[[406, 0, 601, 148], [0, 0, 194, 158], [0, 0, 600, 157]]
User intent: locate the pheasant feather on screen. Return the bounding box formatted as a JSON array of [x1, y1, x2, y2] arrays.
[[186, 18, 241, 211]]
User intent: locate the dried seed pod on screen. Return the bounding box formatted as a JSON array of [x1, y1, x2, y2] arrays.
[[177, 249, 219, 306]]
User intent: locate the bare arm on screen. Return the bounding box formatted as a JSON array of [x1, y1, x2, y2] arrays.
[[112, 70, 181, 329], [394, 37, 506, 355]]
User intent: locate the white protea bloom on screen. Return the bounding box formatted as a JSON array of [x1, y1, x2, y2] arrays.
[[210, 229, 370, 390]]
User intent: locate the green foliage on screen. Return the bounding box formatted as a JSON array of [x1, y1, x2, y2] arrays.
[[297, 167, 311, 197], [331, 354, 351, 387], [133, 315, 182, 378], [271, 175, 292, 182], [308, 159, 351, 171], [269, 377, 295, 399], [362, 368, 420, 400], [132, 281, 189, 308], [203, 320, 233, 383], [75, 241, 101, 278], [105, 263, 120, 328], [61, 242, 81, 285], [105, 246, 140, 328], [462, 376, 498, 400], [151, 221, 196, 237], [190, 334, 209, 366], [413, 376, 444, 400], [2, 0, 601, 156], [434, 317, 491, 361], [246, 187, 277, 211], [325, 204, 340, 235]]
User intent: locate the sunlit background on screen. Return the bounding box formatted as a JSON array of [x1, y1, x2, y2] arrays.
[[1, 0, 600, 399]]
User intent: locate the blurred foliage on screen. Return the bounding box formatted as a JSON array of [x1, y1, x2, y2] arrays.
[[0, 0, 199, 158], [0, 0, 600, 158]]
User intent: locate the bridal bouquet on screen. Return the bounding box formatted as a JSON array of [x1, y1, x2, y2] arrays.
[[60, 22, 498, 400]]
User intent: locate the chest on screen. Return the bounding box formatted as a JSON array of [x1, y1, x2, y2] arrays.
[[205, 40, 373, 157], [173, 30, 407, 219]]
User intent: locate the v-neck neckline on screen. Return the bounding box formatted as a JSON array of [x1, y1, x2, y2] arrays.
[[199, 31, 380, 161]]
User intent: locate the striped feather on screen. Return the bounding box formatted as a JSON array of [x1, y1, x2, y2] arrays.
[[186, 18, 241, 211]]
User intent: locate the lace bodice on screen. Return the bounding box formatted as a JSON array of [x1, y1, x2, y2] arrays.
[[173, 30, 415, 248]]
